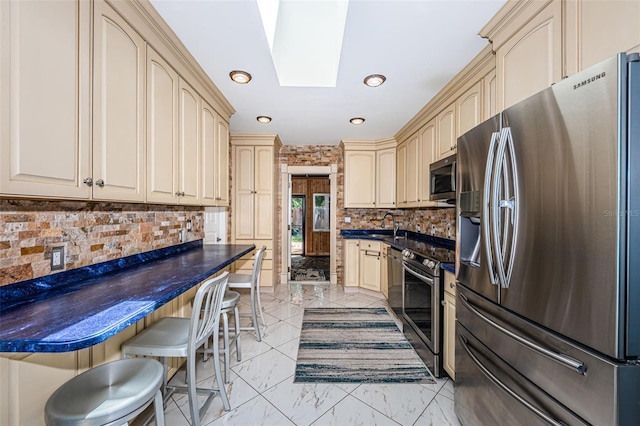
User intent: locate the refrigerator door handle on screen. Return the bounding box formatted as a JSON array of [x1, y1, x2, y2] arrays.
[[492, 127, 519, 288], [491, 128, 509, 288], [502, 127, 519, 287], [458, 334, 568, 426], [483, 131, 501, 286], [459, 293, 586, 375]]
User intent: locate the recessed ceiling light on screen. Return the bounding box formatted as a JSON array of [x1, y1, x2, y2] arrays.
[[350, 117, 365, 125], [364, 74, 386, 87], [257, 116, 272, 123], [229, 70, 252, 84]]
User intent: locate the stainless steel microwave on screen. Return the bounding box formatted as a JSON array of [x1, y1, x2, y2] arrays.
[[429, 154, 456, 202]]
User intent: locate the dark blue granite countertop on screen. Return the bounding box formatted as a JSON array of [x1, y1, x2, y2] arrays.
[[341, 229, 456, 273], [0, 240, 254, 352]]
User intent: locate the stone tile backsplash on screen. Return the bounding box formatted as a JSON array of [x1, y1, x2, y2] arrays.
[[0, 199, 204, 286]]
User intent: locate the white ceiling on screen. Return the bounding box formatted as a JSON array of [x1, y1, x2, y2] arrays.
[[150, 0, 506, 146]]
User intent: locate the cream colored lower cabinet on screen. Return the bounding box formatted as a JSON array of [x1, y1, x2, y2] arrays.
[[344, 239, 360, 288], [380, 244, 389, 298], [442, 271, 456, 380], [360, 240, 381, 292], [0, 350, 89, 426]]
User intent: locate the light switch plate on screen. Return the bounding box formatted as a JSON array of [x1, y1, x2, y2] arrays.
[[344, 217, 351, 223]]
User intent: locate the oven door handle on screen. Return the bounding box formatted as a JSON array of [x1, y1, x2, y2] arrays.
[[402, 263, 434, 284], [458, 334, 568, 426]]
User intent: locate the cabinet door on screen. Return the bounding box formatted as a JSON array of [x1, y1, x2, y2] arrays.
[[565, 0, 640, 75], [405, 135, 419, 206], [215, 119, 230, 206], [200, 100, 217, 206], [93, 0, 145, 202], [2, 352, 79, 426], [177, 78, 200, 205], [254, 146, 274, 239], [483, 69, 497, 121], [436, 103, 456, 160], [496, 0, 562, 110], [146, 46, 177, 204], [344, 150, 375, 207], [443, 290, 456, 380], [456, 81, 482, 138], [344, 240, 360, 288], [396, 143, 407, 207], [376, 147, 396, 208], [0, 0, 91, 199], [234, 146, 254, 239], [418, 119, 436, 206], [381, 244, 389, 298], [360, 247, 381, 292]]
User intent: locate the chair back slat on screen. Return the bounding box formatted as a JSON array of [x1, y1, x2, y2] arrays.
[[189, 272, 229, 351], [252, 246, 267, 288]]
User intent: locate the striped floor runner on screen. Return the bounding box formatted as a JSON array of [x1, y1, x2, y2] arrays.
[[294, 307, 436, 383]]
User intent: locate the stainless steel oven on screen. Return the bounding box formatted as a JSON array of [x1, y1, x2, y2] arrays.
[[402, 248, 443, 377]]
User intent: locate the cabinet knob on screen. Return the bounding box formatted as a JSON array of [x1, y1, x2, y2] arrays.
[[441, 300, 446, 306], [450, 282, 455, 288], [83, 177, 93, 187], [95, 179, 105, 188]]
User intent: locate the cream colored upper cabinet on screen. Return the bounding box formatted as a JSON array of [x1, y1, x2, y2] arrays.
[[214, 119, 230, 206], [200, 100, 217, 206], [436, 103, 456, 160], [146, 47, 178, 204], [344, 150, 376, 207], [376, 148, 396, 208], [0, 0, 91, 199], [396, 142, 407, 207], [418, 119, 437, 206], [254, 146, 274, 239], [496, 1, 562, 110], [405, 134, 420, 206], [233, 144, 275, 240], [565, 0, 640, 75], [177, 78, 200, 205], [234, 145, 254, 240], [483, 69, 497, 121], [456, 81, 482, 139], [93, 0, 145, 202]]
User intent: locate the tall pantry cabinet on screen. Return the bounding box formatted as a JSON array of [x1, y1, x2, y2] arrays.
[[231, 135, 281, 288]]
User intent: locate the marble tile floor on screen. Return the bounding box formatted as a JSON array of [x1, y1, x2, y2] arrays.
[[154, 283, 460, 426]]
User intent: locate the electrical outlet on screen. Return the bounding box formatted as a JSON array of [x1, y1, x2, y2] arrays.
[[344, 216, 351, 223], [51, 246, 64, 271], [416, 224, 421, 232]]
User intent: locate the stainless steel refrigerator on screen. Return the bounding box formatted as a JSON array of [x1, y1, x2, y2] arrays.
[[455, 53, 640, 425]]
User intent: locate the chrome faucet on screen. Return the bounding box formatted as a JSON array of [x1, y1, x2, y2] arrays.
[[381, 212, 399, 239]]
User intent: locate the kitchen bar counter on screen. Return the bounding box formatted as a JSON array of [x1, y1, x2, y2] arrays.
[[341, 229, 456, 273], [0, 240, 255, 352]]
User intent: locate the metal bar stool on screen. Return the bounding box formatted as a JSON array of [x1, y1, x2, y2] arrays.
[[228, 246, 267, 341], [201, 289, 242, 383], [120, 272, 231, 426], [44, 358, 165, 426]]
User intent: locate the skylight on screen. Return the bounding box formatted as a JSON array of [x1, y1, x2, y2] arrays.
[[257, 0, 349, 87]]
